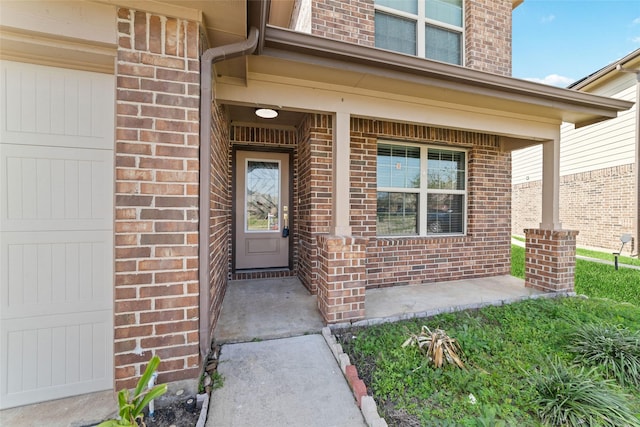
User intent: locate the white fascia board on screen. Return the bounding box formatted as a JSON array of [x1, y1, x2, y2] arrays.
[[216, 74, 561, 142]]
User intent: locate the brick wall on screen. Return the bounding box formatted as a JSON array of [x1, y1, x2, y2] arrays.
[[316, 236, 367, 323], [511, 179, 541, 237], [309, 0, 512, 76], [311, 0, 375, 46], [512, 164, 635, 254], [351, 118, 512, 288], [298, 114, 333, 293], [115, 8, 201, 389], [206, 100, 230, 345], [230, 125, 299, 280], [525, 229, 578, 293], [465, 0, 513, 76]]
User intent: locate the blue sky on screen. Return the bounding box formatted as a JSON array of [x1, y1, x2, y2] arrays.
[[512, 0, 640, 86]]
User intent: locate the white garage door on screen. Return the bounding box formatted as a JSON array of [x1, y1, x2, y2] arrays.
[[0, 61, 114, 409]]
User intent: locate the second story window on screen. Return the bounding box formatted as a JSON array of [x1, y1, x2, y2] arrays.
[[374, 0, 463, 65]]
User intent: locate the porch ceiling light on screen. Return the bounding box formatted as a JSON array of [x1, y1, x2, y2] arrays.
[[255, 107, 278, 119]]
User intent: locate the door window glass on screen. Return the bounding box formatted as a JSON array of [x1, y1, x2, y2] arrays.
[[246, 160, 280, 232]]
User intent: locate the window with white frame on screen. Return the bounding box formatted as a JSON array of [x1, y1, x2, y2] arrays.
[[374, 0, 463, 65], [376, 142, 467, 236]]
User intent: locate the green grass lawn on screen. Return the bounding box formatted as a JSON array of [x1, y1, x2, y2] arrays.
[[340, 246, 640, 426], [511, 244, 640, 306], [512, 235, 640, 267]]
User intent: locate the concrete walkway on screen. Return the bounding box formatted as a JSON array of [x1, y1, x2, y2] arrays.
[[206, 335, 366, 427], [205, 275, 544, 427], [2, 274, 549, 427], [0, 390, 116, 427]]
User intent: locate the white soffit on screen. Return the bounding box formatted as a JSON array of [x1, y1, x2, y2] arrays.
[[239, 54, 617, 129]]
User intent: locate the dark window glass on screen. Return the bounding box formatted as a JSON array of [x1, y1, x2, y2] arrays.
[[375, 12, 417, 55], [376, 192, 419, 235]]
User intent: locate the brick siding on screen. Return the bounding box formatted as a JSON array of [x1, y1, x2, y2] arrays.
[[298, 114, 334, 293], [311, 0, 375, 46], [512, 164, 636, 254], [316, 236, 367, 323], [349, 118, 511, 288], [525, 229, 578, 292], [206, 100, 230, 347], [511, 179, 541, 237], [115, 8, 201, 389], [309, 0, 512, 76], [465, 0, 513, 76], [279, 116, 513, 294]]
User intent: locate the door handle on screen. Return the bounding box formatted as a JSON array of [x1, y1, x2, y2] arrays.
[[282, 212, 289, 237]]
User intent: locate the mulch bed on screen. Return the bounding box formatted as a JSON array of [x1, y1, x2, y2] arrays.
[[142, 399, 200, 427]]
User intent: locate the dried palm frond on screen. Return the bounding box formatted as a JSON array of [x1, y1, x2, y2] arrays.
[[402, 326, 466, 369]]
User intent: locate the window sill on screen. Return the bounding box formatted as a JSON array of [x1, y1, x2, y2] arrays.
[[375, 234, 467, 244]]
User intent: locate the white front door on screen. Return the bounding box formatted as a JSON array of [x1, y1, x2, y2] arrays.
[[235, 151, 291, 270], [0, 61, 114, 409]]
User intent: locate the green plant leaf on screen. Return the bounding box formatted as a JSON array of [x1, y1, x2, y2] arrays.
[[133, 384, 168, 416], [133, 355, 161, 404], [96, 420, 124, 427], [117, 389, 133, 422]]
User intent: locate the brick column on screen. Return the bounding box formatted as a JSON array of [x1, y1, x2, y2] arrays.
[[316, 236, 367, 323], [115, 8, 201, 389], [524, 229, 579, 293]]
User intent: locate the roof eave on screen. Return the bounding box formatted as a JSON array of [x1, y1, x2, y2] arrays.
[[570, 48, 640, 91], [262, 26, 633, 124]]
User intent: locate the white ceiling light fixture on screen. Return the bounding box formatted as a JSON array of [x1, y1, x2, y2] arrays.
[[255, 108, 278, 119]]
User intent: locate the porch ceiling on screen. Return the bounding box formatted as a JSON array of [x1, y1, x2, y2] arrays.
[[226, 104, 306, 128]]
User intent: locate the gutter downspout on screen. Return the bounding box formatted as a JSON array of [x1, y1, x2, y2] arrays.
[[199, 27, 260, 358]]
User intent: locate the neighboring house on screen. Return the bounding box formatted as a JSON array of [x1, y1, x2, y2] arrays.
[[513, 49, 639, 256], [0, 0, 632, 409]]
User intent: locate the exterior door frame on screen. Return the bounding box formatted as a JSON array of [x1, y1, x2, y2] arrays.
[[231, 146, 294, 272]]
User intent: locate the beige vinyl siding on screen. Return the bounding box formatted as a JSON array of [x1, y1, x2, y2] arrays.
[[561, 82, 635, 176], [512, 74, 636, 184], [512, 145, 541, 184]]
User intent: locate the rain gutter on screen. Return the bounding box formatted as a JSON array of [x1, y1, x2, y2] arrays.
[[263, 26, 633, 127], [199, 27, 260, 358]]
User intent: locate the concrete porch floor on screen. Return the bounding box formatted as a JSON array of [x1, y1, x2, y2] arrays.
[[1, 274, 546, 426], [213, 274, 545, 343]]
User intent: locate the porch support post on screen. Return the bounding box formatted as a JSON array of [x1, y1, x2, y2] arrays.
[[524, 228, 578, 293], [526, 132, 579, 293], [540, 135, 562, 230], [331, 111, 352, 236], [316, 235, 366, 324]]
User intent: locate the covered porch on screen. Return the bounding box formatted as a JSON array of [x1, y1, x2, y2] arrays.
[[213, 275, 547, 344], [199, 24, 632, 349]]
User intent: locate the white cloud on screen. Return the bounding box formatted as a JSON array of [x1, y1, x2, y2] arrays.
[[633, 17, 640, 25], [540, 14, 555, 24], [525, 74, 575, 87], [632, 36, 640, 44]]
